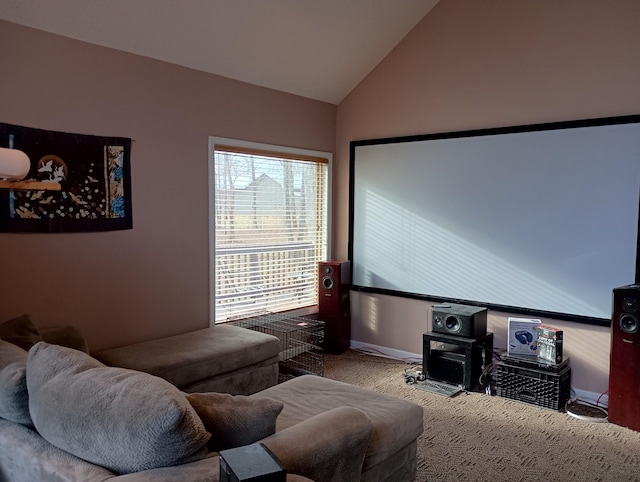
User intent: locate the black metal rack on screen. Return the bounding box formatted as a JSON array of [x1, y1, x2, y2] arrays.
[[422, 331, 494, 391]]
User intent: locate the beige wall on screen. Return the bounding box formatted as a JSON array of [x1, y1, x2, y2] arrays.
[[0, 20, 336, 351], [336, 0, 640, 394], [3, 1, 640, 394]]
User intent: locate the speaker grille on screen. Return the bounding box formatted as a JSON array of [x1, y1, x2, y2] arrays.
[[619, 314, 639, 334], [622, 296, 639, 313], [322, 276, 334, 290], [433, 314, 444, 329], [445, 315, 461, 333]]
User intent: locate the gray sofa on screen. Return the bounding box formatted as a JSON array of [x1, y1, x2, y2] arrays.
[[0, 315, 424, 482], [92, 324, 282, 395]]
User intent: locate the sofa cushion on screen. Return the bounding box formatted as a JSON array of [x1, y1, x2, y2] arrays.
[[261, 406, 373, 482], [253, 375, 424, 473], [93, 324, 281, 390], [27, 342, 211, 475], [40, 325, 90, 354], [186, 392, 283, 451], [0, 340, 32, 426], [0, 419, 118, 482], [0, 314, 42, 350]]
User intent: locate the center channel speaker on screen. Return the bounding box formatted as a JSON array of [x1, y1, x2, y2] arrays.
[[609, 284, 640, 432], [318, 260, 351, 354], [431, 303, 487, 338]]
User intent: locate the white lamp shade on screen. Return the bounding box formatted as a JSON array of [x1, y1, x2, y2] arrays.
[[0, 147, 31, 180]]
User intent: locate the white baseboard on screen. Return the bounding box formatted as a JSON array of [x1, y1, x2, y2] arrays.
[[349, 340, 609, 408], [350, 341, 422, 363], [571, 388, 608, 408]]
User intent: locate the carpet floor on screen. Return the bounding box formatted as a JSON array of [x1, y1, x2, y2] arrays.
[[322, 349, 640, 482]]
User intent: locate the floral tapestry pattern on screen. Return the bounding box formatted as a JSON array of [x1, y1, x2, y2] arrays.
[[0, 123, 132, 232]]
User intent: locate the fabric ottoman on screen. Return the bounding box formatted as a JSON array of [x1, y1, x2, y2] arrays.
[[253, 375, 424, 482]]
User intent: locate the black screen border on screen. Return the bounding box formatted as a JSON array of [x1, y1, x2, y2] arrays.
[[348, 114, 640, 327]]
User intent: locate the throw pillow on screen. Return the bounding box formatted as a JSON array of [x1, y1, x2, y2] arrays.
[[27, 342, 211, 474], [0, 340, 32, 426], [0, 314, 42, 350], [186, 392, 284, 452]]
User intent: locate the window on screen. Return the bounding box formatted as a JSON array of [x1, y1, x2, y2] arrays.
[[209, 138, 330, 323]]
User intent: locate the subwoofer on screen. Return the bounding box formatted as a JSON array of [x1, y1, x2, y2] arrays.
[[609, 284, 640, 432], [318, 260, 351, 354], [431, 303, 487, 338]]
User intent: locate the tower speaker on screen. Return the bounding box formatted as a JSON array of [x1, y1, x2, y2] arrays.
[[318, 260, 351, 354], [609, 284, 640, 432], [431, 303, 487, 338]]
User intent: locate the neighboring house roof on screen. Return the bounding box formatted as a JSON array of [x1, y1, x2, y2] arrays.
[[244, 173, 282, 191], [234, 174, 283, 215]]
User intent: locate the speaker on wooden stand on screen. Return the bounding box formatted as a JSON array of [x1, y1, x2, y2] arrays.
[[609, 284, 640, 432], [318, 260, 351, 354]]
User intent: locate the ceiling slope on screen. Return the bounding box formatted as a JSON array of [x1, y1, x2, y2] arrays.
[[0, 0, 439, 104]]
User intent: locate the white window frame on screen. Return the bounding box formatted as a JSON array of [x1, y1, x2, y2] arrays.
[[208, 136, 332, 325]]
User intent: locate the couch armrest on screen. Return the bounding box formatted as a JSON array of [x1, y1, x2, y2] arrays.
[[261, 406, 373, 482], [40, 325, 90, 354]]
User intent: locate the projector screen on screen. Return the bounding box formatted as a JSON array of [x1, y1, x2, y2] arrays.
[[349, 115, 640, 325]]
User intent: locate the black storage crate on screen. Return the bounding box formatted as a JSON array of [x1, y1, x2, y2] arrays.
[[495, 360, 571, 411]]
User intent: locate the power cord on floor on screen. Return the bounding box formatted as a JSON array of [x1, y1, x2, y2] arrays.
[[403, 366, 426, 385], [479, 361, 498, 396], [565, 399, 608, 422], [404, 361, 498, 394]]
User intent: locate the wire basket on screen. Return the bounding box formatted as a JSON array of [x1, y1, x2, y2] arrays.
[[233, 313, 324, 381]]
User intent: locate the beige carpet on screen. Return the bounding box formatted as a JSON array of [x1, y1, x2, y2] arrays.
[[323, 349, 640, 482]]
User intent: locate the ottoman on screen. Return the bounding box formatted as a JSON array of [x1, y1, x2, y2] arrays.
[[253, 375, 424, 482]]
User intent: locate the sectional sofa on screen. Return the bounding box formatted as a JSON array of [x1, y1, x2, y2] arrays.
[[0, 314, 424, 481]]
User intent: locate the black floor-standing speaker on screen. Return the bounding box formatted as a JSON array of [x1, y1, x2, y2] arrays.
[[318, 260, 351, 354]]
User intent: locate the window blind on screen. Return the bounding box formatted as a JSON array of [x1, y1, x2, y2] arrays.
[[213, 145, 329, 322]]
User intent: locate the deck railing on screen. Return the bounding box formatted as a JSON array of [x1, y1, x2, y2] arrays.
[[215, 241, 318, 321]]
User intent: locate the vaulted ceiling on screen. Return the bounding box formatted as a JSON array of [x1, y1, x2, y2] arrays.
[[0, 0, 440, 104]]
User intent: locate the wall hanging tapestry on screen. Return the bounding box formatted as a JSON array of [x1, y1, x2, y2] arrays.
[[0, 122, 132, 232]]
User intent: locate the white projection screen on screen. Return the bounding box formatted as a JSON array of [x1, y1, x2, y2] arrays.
[[349, 115, 640, 325]]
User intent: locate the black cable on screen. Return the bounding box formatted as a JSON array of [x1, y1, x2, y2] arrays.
[[403, 365, 426, 384]]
